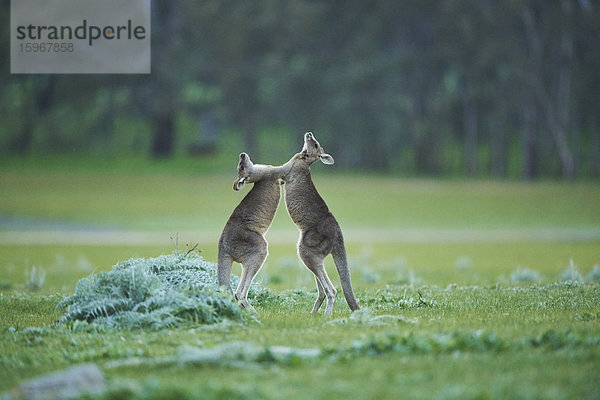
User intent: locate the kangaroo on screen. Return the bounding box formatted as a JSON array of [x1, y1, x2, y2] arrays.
[[217, 152, 294, 312], [283, 132, 360, 316]]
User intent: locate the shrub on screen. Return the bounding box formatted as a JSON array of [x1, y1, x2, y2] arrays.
[[25, 266, 46, 291], [361, 267, 381, 284], [455, 256, 472, 271], [58, 253, 268, 329], [560, 259, 584, 285], [510, 267, 542, 283], [587, 265, 600, 282]]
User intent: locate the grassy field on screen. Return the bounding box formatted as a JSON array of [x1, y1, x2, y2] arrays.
[[1, 159, 599, 399]]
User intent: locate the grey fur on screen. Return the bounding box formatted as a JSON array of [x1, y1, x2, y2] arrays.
[[217, 152, 295, 312], [283, 132, 360, 315]]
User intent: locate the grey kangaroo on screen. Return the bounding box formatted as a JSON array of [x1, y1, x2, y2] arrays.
[[217, 152, 294, 312], [283, 132, 360, 315]]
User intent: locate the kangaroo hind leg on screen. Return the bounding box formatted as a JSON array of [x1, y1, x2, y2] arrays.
[[310, 275, 326, 314], [235, 240, 268, 314], [299, 246, 337, 316], [217, 249, 234, 296]]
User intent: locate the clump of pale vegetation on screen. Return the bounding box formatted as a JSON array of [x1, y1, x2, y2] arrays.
[[361, 267, 381, 284], [587, 265, 600, 282], [326, 307, 418, 326], [25, 266, 46, 291], [560, 259, 584, 285], [372, 257, 421, 286], [76, 256, 94, 273], [58, 253, 267, 329], [102, 328, 597, 372], [349, 248, 380, 284], [396, 267, 422, 286], [510, 267, 543, 284], [455, 256, 473, 271]]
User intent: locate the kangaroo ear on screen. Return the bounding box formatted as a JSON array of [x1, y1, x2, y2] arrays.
[[233, 177, 246, 191], [319, 153, 334, 165]]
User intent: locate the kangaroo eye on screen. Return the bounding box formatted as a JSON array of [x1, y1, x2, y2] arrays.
[[313, 142, 318, 149]]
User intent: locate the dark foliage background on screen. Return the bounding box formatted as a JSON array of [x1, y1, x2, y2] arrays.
[[2, 0, 599, 179]]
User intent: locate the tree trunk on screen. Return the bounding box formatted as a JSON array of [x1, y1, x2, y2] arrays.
[[10, 76, 55, 154], [521, 3, 575, 179], [11, 105, 35, 154], [148, 0, 180, 159], [521, 93, 538, 181], [554, 0, 575, 179], [592, 127, 600, 178], [462, 91, 478, 177], [151, 112, 175, 158], [490, 116, 506, 178], [412, 128, 438, 175]]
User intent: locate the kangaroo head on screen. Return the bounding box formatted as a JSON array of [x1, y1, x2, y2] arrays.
[[233, 152, 254, 191], [299, 132, 334, 166]]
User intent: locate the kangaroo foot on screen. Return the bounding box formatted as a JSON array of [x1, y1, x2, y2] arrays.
[[234, 293, 258, 314]]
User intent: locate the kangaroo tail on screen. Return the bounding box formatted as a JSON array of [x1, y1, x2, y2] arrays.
[[217, 246, 233, 295], [331, 234, 360, 311]]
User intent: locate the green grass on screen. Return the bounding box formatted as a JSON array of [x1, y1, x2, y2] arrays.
[[1, 160, 600, 231], [1, 161, 599, 399], [1, 283, 599, 399]]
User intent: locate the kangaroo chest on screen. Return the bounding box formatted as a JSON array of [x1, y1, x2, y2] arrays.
[[284, 177, 328, 230], [235, 181, 281, 234]]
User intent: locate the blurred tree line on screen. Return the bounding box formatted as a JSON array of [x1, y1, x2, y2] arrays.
[[1, 0, 599, 179]]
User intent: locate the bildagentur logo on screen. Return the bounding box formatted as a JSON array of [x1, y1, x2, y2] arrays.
[[15, 19, 147, 47], [11, 0, 151, 74]]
